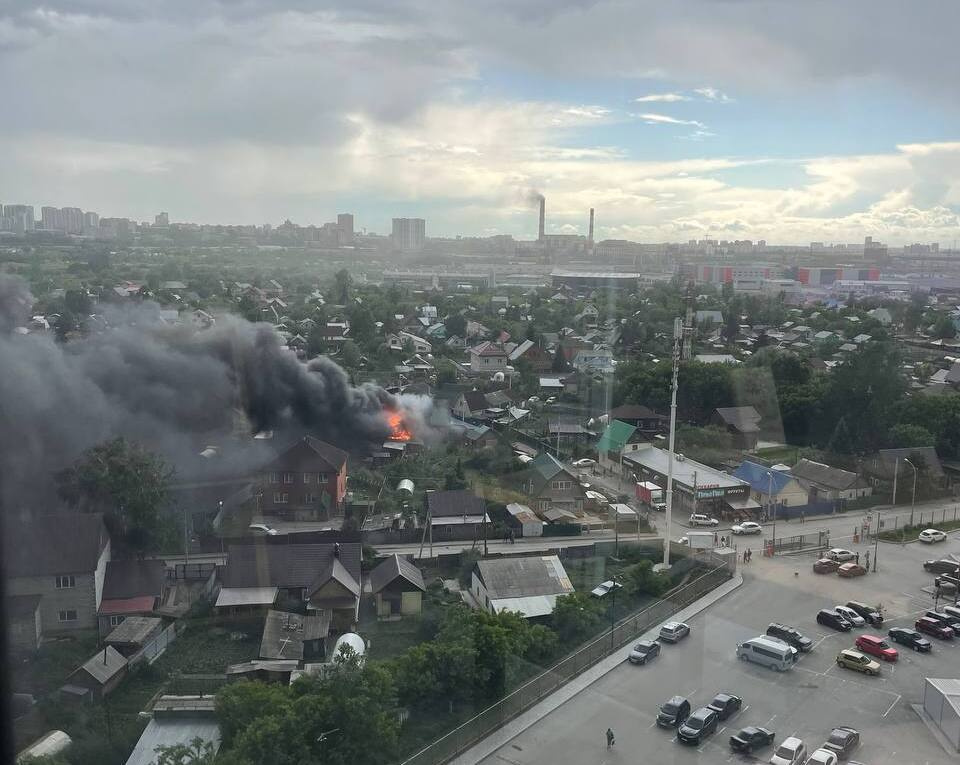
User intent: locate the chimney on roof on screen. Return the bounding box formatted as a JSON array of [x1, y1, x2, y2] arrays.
[[588, 208, 594, 246], [334, 542, 341, 559], [538, 197, 545, 242]]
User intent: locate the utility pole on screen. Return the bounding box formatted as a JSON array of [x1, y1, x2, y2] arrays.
[[662, 317, 683, 569], [905, 458, 918, 527], [767, 471, 776, 548], [873, 510, 880, 572], [891, 456, 899, 509]]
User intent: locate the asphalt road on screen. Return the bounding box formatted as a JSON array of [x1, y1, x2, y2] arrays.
[[477, 533, 960, 765]]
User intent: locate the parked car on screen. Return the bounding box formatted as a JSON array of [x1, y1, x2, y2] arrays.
[[590, 579, 623, 598], [919, 528, 948, 543], [572, 458, 596, 468], [688, 513, 719, 527], [943, 605, 960, 622], [628, 640, 660, 665], [915, 616, 954, 640], [836, 649, 881, 676], [826, 548, 856, 562], [248, 523, 278, 535], [656, 695, 691, 728], [707, 692, 742, 720], [924, 559, 960, 574], [834, 605, 865, 627], [817, 609, 852, 631], [814, 558, 840, 574], [855, 634, 898, 662], [838, 563, 867, 578], [732, 521, 763, 535], [845, 601, 883, 627], [770, 736, 807, 765], [766, 623, 813, 652], [887, 627, 932, 652], [806, 748, 839, 765], [923, 610, 960, 634], [822, 726, 860, 759], [676, 707, 719, 745], [730, 726, 775, 754], [659, 621, 691, 643]]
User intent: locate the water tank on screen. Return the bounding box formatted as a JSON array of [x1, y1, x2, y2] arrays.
[[332, 633, 366, 664], [397, 479, 415, 495]]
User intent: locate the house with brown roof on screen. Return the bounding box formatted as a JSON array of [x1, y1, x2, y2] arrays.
[[4, 513, 111, 635], [607, 404, 668, 438], [711, 406, 763, 450], [791, 458, 872, 502], [97, 559, 166, 634], [215, 541, 361, 632], [426, 490, 490, 536], [368, 554, 426, 619], [260, 436, 349, 520], [469, 341, 509, 372]]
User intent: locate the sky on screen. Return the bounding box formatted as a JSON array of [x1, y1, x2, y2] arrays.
[[3, 1, 960, 245]]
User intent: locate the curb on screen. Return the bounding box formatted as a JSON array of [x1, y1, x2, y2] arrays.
[[449, 572, 744, 765]]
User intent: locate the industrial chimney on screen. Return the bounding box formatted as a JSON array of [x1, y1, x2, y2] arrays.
[[538, 197, 545, 242], [588, 208, 595, 246]]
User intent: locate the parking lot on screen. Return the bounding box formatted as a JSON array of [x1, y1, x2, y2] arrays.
[[478, 532, 960, 765]]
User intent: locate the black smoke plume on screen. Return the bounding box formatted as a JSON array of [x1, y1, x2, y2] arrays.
[[0, 275, 432, 514]]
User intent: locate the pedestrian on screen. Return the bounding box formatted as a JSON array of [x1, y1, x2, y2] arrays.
[[606, 728, 615, 748], [855, 552, 860, 565], [714, 531, 719, 546], [743, 549, 747, 563], [865, 550, 870, 570], [747, 548, 752, 563]]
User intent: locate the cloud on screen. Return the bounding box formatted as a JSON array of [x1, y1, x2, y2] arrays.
[[639, 113, 706, 128], [693, 86, 733, 102], [635, 93, 691, 103]]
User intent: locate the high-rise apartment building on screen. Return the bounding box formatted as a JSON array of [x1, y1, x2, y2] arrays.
[[155, 212, 169, 226], [3, 205, 35, 234], [391, 217, 425, 251], [61, 207, 83, 234], [337, 213, 354, 244], [41, 206, 63, 231], [83, 212, 100, 232]]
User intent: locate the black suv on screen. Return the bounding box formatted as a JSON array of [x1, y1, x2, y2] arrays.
[[817, 609, 852, 631], [656, 696, 691, 728], [888, 627, 932, 652], [707, 693, 742, 720], [924, 559, 960, 574], [677, 707, 719, 745], [766, 623, 813, 652], [845, 601, 883, 627]]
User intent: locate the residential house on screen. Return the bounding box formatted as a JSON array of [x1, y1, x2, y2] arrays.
[[7, 595, 42, 653], [104, 616, 164, 658], [260, 436, 349, 520], [98, 559, 166, 634], [695, 310, 724, 327], [597, 419, 639, 475], [452, 391, 492, 421], [259, 609, 327, 661], [516, 453, 586, 516], [215, 542, 362, 632], [572, 348, 615, 374], [426, 490, 490, 535], [470, 555, 574, 618], [607, 405, 667, 439], [505, 503, 544, 537], [538, 376, 566, 395], [573, 303, 599, 325], [547, 417, 592, 446], [65, 646, 128, 700], [711, 406, 763, 450], [469, 341, 509, 372], [866, 447, 948, 489], [4, 513, 111, 634], [124, 696, 221, 765], [791, 458, 872, 502], [868, 308, 893, 326], [508, 339, 553, 372], [369, 554, 426, 619], [732, 461, 808, 509], [387, 331, 433, 354], [458, 422, 499, 449]]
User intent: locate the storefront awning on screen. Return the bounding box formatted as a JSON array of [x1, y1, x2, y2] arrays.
[[725, 497, 762, 511]]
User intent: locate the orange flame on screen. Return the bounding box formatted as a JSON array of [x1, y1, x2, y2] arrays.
[[386, 409, 412, 441]]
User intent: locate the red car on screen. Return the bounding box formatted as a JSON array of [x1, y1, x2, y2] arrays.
[[855, 634, 898, 662], [916, 616, 954, 640]]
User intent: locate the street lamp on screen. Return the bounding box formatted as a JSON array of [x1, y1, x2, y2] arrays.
[[904, 458, 918, 528], [766, 471, 776, 549], [609, 573, 622, 651]]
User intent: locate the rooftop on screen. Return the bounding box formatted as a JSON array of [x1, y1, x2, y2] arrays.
[[623, 446, 745, 490], [369, 554, 426, 595], [3, 513, 109, 578], [475, 555, 574, 600]]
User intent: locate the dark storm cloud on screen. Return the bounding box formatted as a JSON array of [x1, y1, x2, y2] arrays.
[[0, 275, 431, 513]]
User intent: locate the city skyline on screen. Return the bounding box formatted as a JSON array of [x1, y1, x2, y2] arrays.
[[3, 3, 960, 244]]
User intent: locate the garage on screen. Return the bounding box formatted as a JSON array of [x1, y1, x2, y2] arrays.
[[922, 678, 960, 752]]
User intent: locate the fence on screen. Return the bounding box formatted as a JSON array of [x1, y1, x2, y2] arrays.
[[400, 565, 731, 765], [128, 623, 178, 668], [766, 530, 828, 555]]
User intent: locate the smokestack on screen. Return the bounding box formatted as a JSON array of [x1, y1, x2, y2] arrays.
[[588, 208, 595, 246], [538, 197, 545, 242]]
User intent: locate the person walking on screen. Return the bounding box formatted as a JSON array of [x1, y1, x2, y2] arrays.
[[714, 531, 719, 546], [606, 728, 616, 748], [855, 552, 860, 565], [865, 550, 870, 570], [747, 548, 752, 563]]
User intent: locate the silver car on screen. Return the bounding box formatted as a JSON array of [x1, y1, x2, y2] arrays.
[[660, 621, 691, 643]]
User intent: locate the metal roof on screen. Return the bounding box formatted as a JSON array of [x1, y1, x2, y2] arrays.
[[369, 554, 425, 595], [475, 555, 574, 600], [105, 616, 162, 646], [623, 446, 746, 491], [490, 595, 560, 618], [75, 646, 127, 685], [259, 609, 329, 660], [215, 587, 278, 608], [125, 718, 220, 765]]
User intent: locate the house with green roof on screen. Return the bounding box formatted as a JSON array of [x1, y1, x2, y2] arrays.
[[597, 419, 638, 475]]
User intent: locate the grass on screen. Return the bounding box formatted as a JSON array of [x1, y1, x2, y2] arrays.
[[358, 587, 462, 660], [754, 445, 803, 464], [12, 629, 99, 697]]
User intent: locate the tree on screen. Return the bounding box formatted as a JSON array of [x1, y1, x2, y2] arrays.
[[826, 416, 856, 455], [56, 437, 174, 553], [887, 423, 935, 449], [346, 303, 375, 344], [333, 268, 352, 304], [933, 315, 957, 339], [338, 339, 362, 371], [621, 558, 670, 597], [445, 312, 467, 338], [550, 592, 604, 643], [154, 738, 217, 765]]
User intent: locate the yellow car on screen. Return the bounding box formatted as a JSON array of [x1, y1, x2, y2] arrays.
[[835, 649, 880, 676]]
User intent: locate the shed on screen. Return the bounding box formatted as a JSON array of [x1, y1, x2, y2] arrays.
[[8, 594, 42, 653], [368, 554, 426, 619], [471, 555, 574, 618], [922, 678, 960, 752], [506, 503, 544, 537], [66, 646, 128, 699], [259, 609, 328, 661], [125, 696, 220, 765], [104, 616, 164, 657]]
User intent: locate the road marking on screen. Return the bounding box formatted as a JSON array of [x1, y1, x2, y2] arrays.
[[741, 705, 750, 714], [766, 714, 777, 726], [883, 694, 902, 717]]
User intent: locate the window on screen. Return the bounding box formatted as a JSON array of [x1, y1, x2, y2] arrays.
[[269, 472, 279, 484], [283, 472, 295, 484], [317, 473, 327, 482], [109, 614, 125, 627], [55, 575, 75, 589], [305, 493, 317, 504], [273, 492, 289, 504], [303, 473, 312, 484], [552, 480, 571, 491], [58, 610, 78, 623]]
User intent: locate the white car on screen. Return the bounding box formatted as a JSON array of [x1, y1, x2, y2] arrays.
[[826, 548, 855, 562], [770, 736, 807, 765], [590, 579, 623, 598], [834, 605, 865, 627], [689, 513, 720, 527], [573, 458, 596, 468], [805, 748, 838, 765], [919, 528, 948, 543], [248, 523, 278, 536], [732, 521, 763, 535]]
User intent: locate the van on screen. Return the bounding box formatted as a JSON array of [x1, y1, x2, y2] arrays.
[[736, 636, 797, 671]]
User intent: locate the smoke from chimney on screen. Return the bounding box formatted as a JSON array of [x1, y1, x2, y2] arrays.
[[538, 197, 545, 242], [0, 275, 436, 514], [588, 208, 595, 246]]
